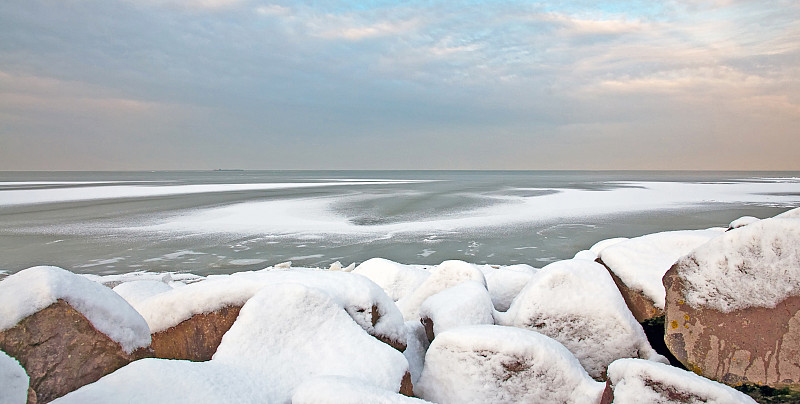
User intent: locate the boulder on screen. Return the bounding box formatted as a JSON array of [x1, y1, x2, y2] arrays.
[[604, 358, 757, 403], [478, 264, 537, 312], [0, 300, 149, 403], [353, 258, 430, 301], [0, 267, 151, 403], [397, 260, 486, 321], [150, 305, 242, 361], [664, 217, 800, 389], [418, 281, 494, 342], [596, 229, 723, 321], [415, 325, 606, 404], [497, 259, 665, 379]]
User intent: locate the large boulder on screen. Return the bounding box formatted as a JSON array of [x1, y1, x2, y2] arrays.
[[664, 217, 800, 389], [150, 305, 242, 361], [497, 259, 665, 379], [397, 260, 486, 321], [604, 358, 756, 403], [478, 264, 537, 312], [415, 325, 606, 403], [418, 281, 494, 342], [597, 229, 724, 321], [0, 267, 151, 403], [353, 258, 430, 302]]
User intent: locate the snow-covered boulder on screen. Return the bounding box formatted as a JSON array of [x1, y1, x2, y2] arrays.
[[497, 259, 665, 379], [292, 376, 430, 404], [664, 217, 800, 389], [597, 229, 724, 321], [0, 266, 151, 402], [112, 280, 173, 307], [604, 358, 757, 403], [478, 264, 537, 311], [418, 281, 494, 342], [397, 260, 486, 321], [415, 325, 606, 404], [57, 282, 412, 403], [1, 350, 29, 404], [403, 321, 430, 386], [136, 270, 408, 358], [353, 258, 430, 301], [727, 216, 760, 230]]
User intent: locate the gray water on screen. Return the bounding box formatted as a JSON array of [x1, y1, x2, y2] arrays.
[[1, 170, 799, 276]]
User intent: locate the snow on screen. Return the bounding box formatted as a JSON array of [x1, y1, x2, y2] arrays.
[[415, 325, 605, 404], [0, 350, 28, 404], [676, 217, 800, 312], [776, 206, 800, 218], [212, 283, 410, 400], [397, 260, 486, 321], [728, 216, 760, 230], [403, 321, 430, 386], [418, 281, 494, 337], [498, 259, 665, 379], [573, 250, 598, 260], [353, 258, 430, 301], [598, 229, 725, 309], [478, 264, 537, 311], [589, 237, 629, 255], [112, 280, 173, 307], [0, 180, 431, 207], [292, 376, 431, 404], [82, 271, 204, 287], [0, 266, 150, 353], [607, 358, 757, 404]]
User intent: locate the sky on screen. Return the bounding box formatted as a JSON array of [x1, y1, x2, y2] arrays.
[[0, 0, 798, 171]]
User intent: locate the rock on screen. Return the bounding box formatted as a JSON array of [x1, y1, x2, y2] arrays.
[[497, 259, 665, 380], [415, 325, 606, 404], [596, 229, 723, 321], [664, 217, 800, 389], [353, 258, 430, 302], [397, 260, 486, 322], [0, 300, 150, 403], [417, 281, 494, 342], [604, 358, 756, 403], [478, 264, 537, 312], [150, 305, 242, 361]]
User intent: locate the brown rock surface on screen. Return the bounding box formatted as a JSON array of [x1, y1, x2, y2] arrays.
[[150, 305, 242, 361], [664, 265, 800, 390], [597, 258, 663, 322], [0, 299, 149, 403], [359, 304, 407, 352], [399, 371, 414, 396]]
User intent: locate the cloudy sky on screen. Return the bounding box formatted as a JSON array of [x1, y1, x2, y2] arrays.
[[1, 0, 798, 170]]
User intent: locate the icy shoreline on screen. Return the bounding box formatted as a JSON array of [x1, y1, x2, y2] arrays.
[[2, 208, 799, 403]]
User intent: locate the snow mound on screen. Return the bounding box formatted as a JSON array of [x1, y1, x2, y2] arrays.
[[397, 260, 486, 321], [134, 270, 406, 346], [478, 264, 537, 311], [292, 376, 431, 404], [213, 283, 410, 400], [0, 266, 150, 353], [573, 250, 598, 260], [676, 217, 800, 312], [499, 259, 665, 379], [728, 216, 760, 230], [419, 281, 494, 337], [607, 358, 757, 404], [598, 229, 724, 309], [54, 359, 255, 403], [112, 280, 173, 307], [1, 350, 28, 404], [353, 258, 430, 301], [415, 325, 605, 404]]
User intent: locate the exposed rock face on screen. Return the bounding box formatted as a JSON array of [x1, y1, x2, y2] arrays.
[[358, 304, 407, 352], [150, 305, 242, 361], [0, 300, 149, 403], [664, 266, 800, 390], [598, 258, 663, 322]]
